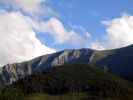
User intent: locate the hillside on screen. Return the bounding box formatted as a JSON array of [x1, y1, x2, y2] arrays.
[[0, 63, 133, 100], [96, 44, 133, 78], [0, 44, 133, 89]]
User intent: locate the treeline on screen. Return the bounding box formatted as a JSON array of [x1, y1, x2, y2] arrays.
[[0, 63, 133, 100]]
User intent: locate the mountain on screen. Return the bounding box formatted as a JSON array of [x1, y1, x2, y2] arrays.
[[0, 63, 133, 100], [0, 44, 133, 89], [96, 44, 133, 78]]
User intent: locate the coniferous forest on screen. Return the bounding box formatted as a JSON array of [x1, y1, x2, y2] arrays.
[[0, 63, 133, 100]]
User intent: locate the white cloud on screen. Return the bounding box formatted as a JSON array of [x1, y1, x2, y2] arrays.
[[89, 42, 105, 50], [88, 13, 133, 50], [0, 0, 57, 17], [0, 0, 91, 66], [0, 0, 91, 47], [0, 10, 56, 66], [0, 9, 89, 66], [35, 18, 88, 45], [101, 13, 133, 49], [69, 23, 91, 39]]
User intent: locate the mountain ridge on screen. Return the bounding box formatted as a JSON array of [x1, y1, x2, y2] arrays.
[[0, 44, 133, 89]]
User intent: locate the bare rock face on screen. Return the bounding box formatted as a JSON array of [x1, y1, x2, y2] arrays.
[[52, 49, 82, 66], [51, 49, 94, 66]]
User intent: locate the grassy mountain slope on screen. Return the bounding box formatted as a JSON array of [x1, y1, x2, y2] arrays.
[[95, 44, 133, 78], [0, 63, 133, 100]]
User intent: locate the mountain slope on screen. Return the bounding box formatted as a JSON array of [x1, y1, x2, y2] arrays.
[[0, 44, 133, 89], [0, 49, 95, 89], [1, 63, 133, 100], [96, 44, 133, 78]]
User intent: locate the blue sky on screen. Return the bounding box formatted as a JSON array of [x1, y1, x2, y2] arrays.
[[0, 0, 133, 65], [38, 0, 133, 50]]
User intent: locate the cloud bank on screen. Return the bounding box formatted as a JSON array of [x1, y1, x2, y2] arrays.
[[89, 13, 133, 50], [102, 13, 133, 49], [0, 10, 56, 66], [0, 9, 88, 66], [0, 0, 56, 17], [35, 18, 88, 45]]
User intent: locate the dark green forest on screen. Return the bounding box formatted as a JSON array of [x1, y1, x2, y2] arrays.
[[0, 63, 133, 100]]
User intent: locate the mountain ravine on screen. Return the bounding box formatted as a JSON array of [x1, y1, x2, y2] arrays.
[[0, 44, 133, 89]]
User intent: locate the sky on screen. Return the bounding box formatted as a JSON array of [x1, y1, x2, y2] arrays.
[[0, 0, 133, 66]]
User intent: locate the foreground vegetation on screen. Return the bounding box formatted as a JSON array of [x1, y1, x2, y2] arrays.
[[25, 93, 129, 100], [0, 63, 133, 100], [1, 92, 128, 100]]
